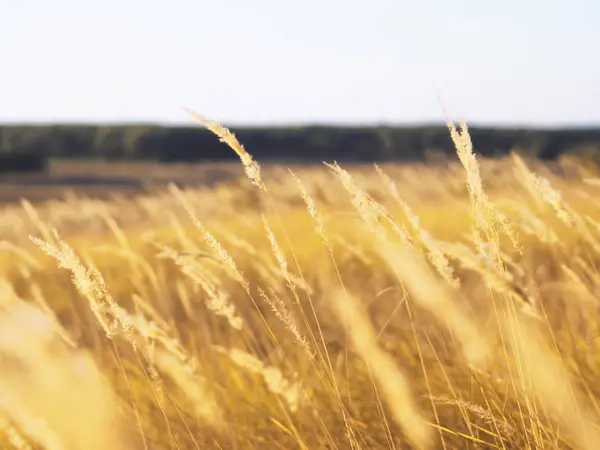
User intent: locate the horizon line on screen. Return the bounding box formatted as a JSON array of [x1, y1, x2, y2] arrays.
[[1, 119, 600, 131]]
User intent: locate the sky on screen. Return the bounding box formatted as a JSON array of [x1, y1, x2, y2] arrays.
[[1, 0, 599, 127]]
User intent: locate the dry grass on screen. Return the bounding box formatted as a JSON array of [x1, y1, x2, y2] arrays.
[[1, 115, 600, 449]]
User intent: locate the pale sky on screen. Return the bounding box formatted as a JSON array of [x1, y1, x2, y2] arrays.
[[1, 0, 599, 126]]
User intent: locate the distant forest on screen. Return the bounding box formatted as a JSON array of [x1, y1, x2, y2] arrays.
[[1, 124, 600, 170]]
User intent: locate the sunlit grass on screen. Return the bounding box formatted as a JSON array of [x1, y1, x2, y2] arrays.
[[0, 116, 600, 448]]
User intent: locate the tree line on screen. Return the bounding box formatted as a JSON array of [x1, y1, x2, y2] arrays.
[[1, 124, 600, 169]]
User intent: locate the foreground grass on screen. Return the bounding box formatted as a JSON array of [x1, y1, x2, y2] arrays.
[[1, 118, 600, 449]]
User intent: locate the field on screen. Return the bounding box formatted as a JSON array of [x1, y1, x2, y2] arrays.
[[2, 118, 600, 449], [0, 159, 248, 204]]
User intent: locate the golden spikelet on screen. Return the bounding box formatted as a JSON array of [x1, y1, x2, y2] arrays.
[[426, 396, 515, 438], [186, 109, 265, 189], [289, 169, 328, 245], [157, 243, 244, 330], [513, 153, 575, 227], [262, 214, 293, 290], [375, 164, 459, 288], [325, 162, 391, 233], [325, 161, 412, 245], [257, 286, 313, 358], [447, 120, 522, 259], [169, 184, 251, 293], [29, 230, 117, 339], [440, 241, 537, 314], [513, 153, 600, 253]]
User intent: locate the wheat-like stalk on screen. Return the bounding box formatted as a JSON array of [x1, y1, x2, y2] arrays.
[[257, 287, 313, 358], [156, 243, 244, 330], [186, 109, 265, 190], [447, 120, 522, 260], [169, 184, 251, 293], [289, 170, 328, 245], [375, 164, 459, 288]]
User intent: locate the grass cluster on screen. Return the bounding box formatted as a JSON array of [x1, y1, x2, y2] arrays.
[[1, 115, 600, 449]]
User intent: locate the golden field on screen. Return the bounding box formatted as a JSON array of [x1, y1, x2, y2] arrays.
[[2, 117, 600, 449]]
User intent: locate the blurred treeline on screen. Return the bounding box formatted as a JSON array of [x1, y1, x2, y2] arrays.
[[1, 124, 600, 167]]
